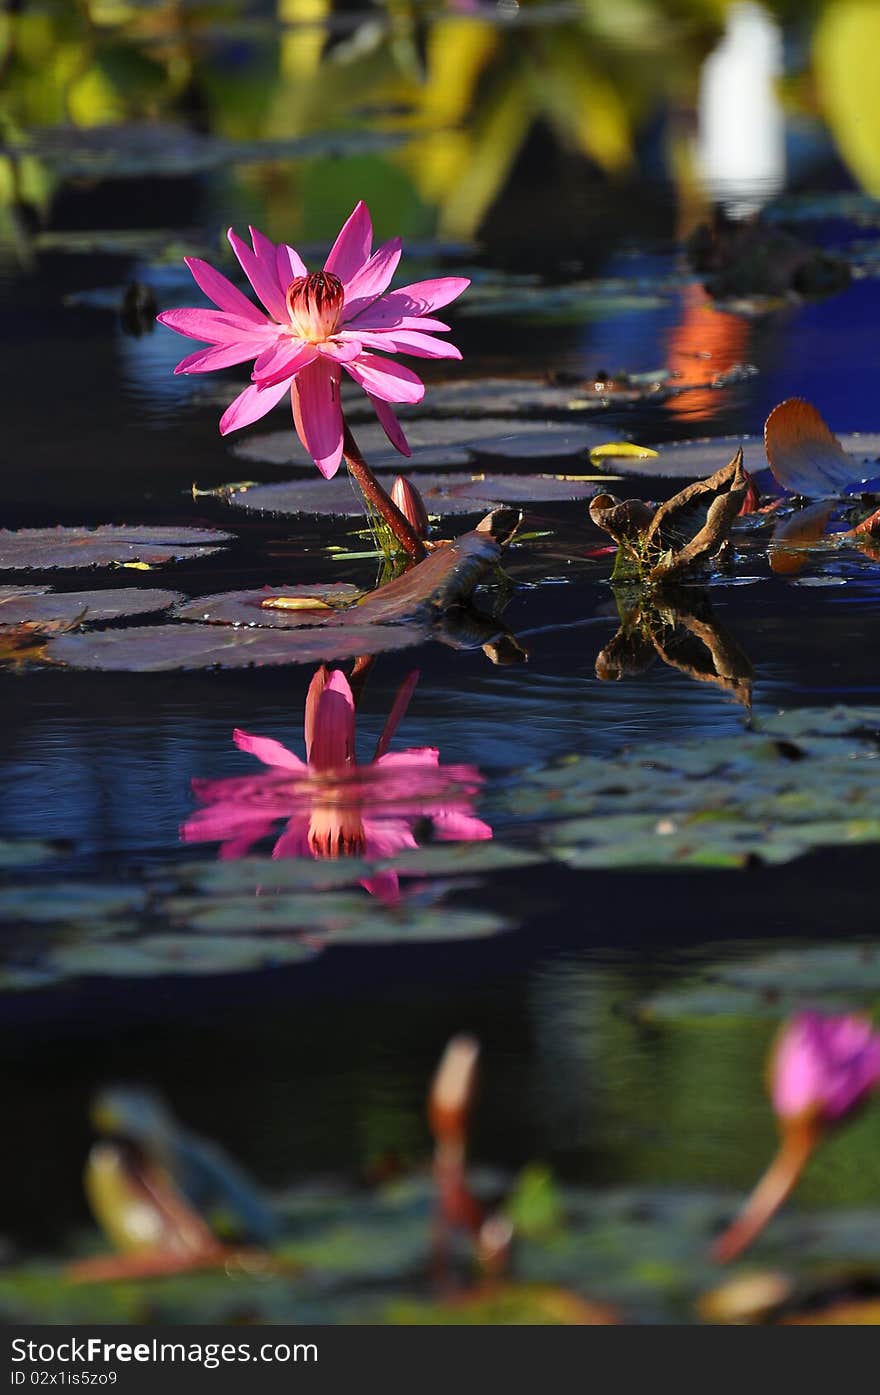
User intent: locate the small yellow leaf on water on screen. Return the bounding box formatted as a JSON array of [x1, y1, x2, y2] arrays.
[[120, 561, 153, 571], [260, 595, 334, 612], [589, 442, 658, 462]]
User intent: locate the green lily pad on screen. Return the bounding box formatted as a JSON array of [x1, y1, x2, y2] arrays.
[[502, 707, 880, 872], [639, 946, 880, 1022]]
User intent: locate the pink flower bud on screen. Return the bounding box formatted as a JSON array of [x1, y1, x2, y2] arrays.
[[391, 475, 429, 539], [771, 1011, 880, 1126]]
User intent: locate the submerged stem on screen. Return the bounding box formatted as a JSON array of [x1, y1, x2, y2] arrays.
[[342, 420, 426, 563], [711, 1121, 819, 1265]]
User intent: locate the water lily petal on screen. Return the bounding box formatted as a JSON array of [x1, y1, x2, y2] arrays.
[[276, 242, 308, 285], [219, 825, 277, 860], [346, 278, 469, 329], [432, 810, 494, 842], [291, 360, 344, 478], [368, 395, 411, 456], [342, 237, 402, 307], [344, 354, 425, 404], [233, 728, 306, 771], [304, 666, 330, 759], [323, 200, 373, 284], [183, 257, 266, 323], [219, 376, 295, 436], [173, 342, 265, 375], [355, 329, 462, 360], [158, 308, 275, 345], [310, 669, 356, 770], [317, 338, 363, 363], [227, 227, 289, 323], [252, 338, 317, 386], [272, 817, 312, 859]]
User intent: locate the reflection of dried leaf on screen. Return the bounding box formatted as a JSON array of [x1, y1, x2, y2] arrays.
[[769, 502, 837, 576], [652, 607, 753, 708], [595, 589, 752, 706], [645, 450, 747, 581]]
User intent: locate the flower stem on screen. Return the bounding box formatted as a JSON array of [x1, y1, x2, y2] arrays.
[[711, 1121, 819, 1265], [342, 420, 426, 563]]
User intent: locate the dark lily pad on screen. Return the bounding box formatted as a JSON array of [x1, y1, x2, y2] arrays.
[[172, 585, 361, 629], [45, 621, 426, 671], [0, 527, 233, 571], [0, 587, 184, 625], [13, 123, 402, 180], [230, 418, 613, 472], [229, 471, 600, 520], [47, 519, 510, 668], [629, 432, 880, 483]]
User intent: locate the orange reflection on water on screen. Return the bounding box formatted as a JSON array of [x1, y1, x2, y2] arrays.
[[666, 285, 751, 422]]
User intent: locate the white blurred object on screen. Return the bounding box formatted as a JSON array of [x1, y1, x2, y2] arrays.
[[697, 2, 785, 216]]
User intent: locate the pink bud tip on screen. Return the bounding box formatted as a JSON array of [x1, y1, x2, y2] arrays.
[[391, 475, 430, 539]]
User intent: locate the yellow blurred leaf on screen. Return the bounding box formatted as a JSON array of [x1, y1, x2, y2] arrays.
[[589, 442, 658, 462], [814, 0, 880, 195]]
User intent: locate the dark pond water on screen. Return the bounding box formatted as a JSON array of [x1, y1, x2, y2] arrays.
[[3, 0, 880, 1323]]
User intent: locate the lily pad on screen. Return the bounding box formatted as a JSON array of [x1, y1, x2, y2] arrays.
[[172, 585, 361, 629], [0, 587, 184, 625], [0, 527, 233, 571], [12, 123, 403, 180], [45, 621, 426, 671], [619, 433, 880, 482], [228, 471, 600, 520], [639, 946, 880, 1022], [230, 418, 613, 472], [47, 519, 510, 669], [502, 707, 880, 871]]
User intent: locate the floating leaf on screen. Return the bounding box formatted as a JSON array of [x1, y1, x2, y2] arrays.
[[0, 527, 233, 571], [229, 471, 600, 520], [0, 587, 184, 626], [765, 399, 874, 496], [503, 707, 880, 871], [614, 433, 880, 482], [231, 418, 615, 472], [173, 585, 361, 629], [589, 443, 658, 463], [645, 450, 748, 581], [45, 621, 426, 672]]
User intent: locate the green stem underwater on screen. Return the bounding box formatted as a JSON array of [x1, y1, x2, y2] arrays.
[[342, 420, 426, 563]]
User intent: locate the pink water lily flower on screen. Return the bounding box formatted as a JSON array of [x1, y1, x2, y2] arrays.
[[771, 1010, 880, 1125], [181, 666, 491, 903], [156, 202, 469, 478], [713, 1010, 880, 1264]]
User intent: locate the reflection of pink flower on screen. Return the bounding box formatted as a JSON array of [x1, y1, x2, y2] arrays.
[[157, 202, 469, 477], [181, 667, 492, 903], [771, 1011, 880, 1125]]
